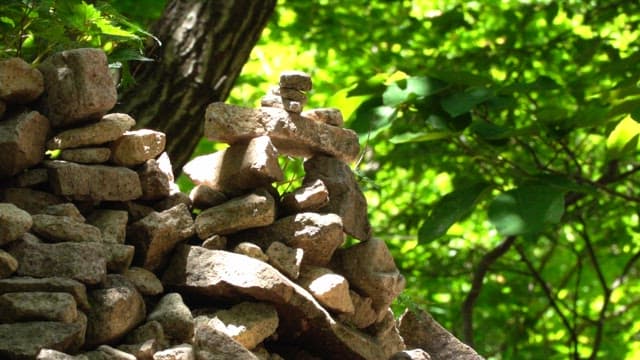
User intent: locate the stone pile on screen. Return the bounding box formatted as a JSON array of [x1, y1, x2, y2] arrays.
[[0, 48, 435, 360]]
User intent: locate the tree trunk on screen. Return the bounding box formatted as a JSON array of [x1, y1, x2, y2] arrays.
[[116, 0, 277, 174]]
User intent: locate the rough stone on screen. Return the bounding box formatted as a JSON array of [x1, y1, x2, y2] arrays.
[[201, 235, 227, 250], [279, 71, 312, 91], [117, 339, 159, 360], [8, 233, 107, 285], [36, 349, 81, 360], [210, 302, 279, 350], [124, 320, 167, 348], [280, 179, 329, 215], [0, 291, 77, 323], [332, 239, 405, 316], [46, 160, 142, 201], [59, 147, 111, 164], [153, 344, 194, 360], [194, 190, 275, 239], [0, 110, 49, 178], [337, 290, 377, 329], [260, 93, 283, 109], [0, 57, 44, 103], [304, 155, 371, 240], [46, 113, 135, 150], [189, 185, 227, 210], [230, 212, 344, 266], [104, 243, 135, 273], [110, 129, 166, 167], [204, 103, 360, 163], [1, 188, 64, 214], [0, 316, 86, 360], [0, 276, 90, 311], [234, 242, 269, 262], [297, 266, 354, 314], [0, 203, 32, 245], [127, 203, 195, 272], [147, 293, 194, 344], [0, 249, 18, 279], [275, 86, 308, 102], [123, 267, 164, 296], [13, 167, 48, 187], [266, 241, 303, 280], [40, 203, 85, 222], [85, 275, 146, 348], [88, 345, 137, 360], [137, 157, 172, 201], [301, 108, 344, 127], [38, 48, 117, 128], [31, 214, 102, 243], [183, 136, 283, 192], [193, 322, 259, 360], [87, 210, 128, 244], [152, 186, 190, 212]]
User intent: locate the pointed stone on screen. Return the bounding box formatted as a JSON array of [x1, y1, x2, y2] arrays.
[[0, 203, 32, 246], [147, 293, 194, 344], [205, 103, 360, 163], [280, 179, 329, 215], [0, 110, 49, 178], [0, 57, 44, 104], [210, 302, 279, 350], [110, 129, 166, 167], [46, 113, 135, 150], [266, 242, 303, 280], [297, 266, 354, 314]]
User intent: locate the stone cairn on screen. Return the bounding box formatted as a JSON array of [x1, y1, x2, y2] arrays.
[[0, 48, 434, 360]]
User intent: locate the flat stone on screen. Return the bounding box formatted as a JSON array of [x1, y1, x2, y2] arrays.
[[0, 203, 32, 245], [280, 179, 329, 215], [389, 349, 432, 360], [189, 185, 227, 210], [153, 344, 194, 360], [137, 157, 172, 201], [87, 209, 128, 244], [211, 302, 279, 350], [279, 71, 312, 91], [275, 86, 308, 102], [8, 233, 107, 285], [260, 93, 284, 109], [59, 147, 111, 164], [38, 48, 116, 128], [266, 242, 303, 280], [0, 57, 44, 103], [39, 203, 85, 222], [46, 160, 142, 201], [183, 136, 283, 192], [0, 110, 49, 178], [204, 103, 360, 163], [147, 293, 194, 344], [36, 349, 81, 360], [110, 129, 166, 167], [195, 190, 275, 239], [31, 214, 102, 243], [304, 155, 371, 240], [234, 242, 269, 262], [0, 317, 86, 359], [127, 203, 195, 272], [13, 168, 48, 187], [103, 243, 135, 273], [85, 275, 146, 348], [1, 188, 64, 214], [332, 239, 405, 316], [202, 235, 228, 250], [229, 212, 344, 266], [93, 345, 137, 360], [0, 250, 18, 279], [123, 267, 164, 296], [301, 108, 344, 127], [337, 290, 377, 329], [0, 291, 77, 323], [193, 322, 259, 360], [0, 276, 89, 312], [297, 266, 354, 314], [282, 98, 303, 113], [46, 113, 135, 150]]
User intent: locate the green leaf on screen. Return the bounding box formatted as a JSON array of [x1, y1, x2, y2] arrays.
[[488, 185, 565, 236], [389, 131, 454, 144], [419, 182, 489, 242], [606, 115, 640, 160], [441, 87, 494, 117], [382, 76, 446, 106]]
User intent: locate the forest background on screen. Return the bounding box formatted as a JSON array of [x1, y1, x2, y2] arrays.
[[1, 1, 640, 359]]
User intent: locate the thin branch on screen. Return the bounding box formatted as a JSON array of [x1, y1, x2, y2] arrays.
[[461, 235, 517, 347]]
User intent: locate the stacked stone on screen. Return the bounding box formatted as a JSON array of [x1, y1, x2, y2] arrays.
[[260, 70, 312, 113]]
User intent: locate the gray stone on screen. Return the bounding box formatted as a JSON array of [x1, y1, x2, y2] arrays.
[[193, 323, 259, 360], [85, 275, 146, 348], [110, 129, 166, 167], [127, 203, 194, 272], [1, 188, 64, 215], [282, 98, 303, 113], [40, 203, 85, 222], [153, 344, 194, 360], [93, 345, 137, 360], [0, 276, 90, 312], [274, 86, 307, 102], [117, 339, 159, 360], [59, 147, 111, 164], [189, 185, 227, 210], [260, 93, 283, 109], [0, 57, 44, 103], [31, 214, 102, 243], [38, 48, 117, 128], [297, 266, 353, 314], [201, 234, 227, 250], [47, 113, 135, 150], [137, 157, 172, 201], [0, 203, 32, 245], [0, 249, 18, 279], [0, 110, 49, 178], [211, 302, 279, 350], [183, 136, 283, 192], [337, 290, 377, 329], [280, 179, 329, 215], [87, 209, 128, 244], [205, 103, 360, 164], [195, 190, 275, 239], [266, 242, 303, 280], [123, 267, 164, 296], [230, 212, 344, 266], [0, 291, 77, 323], [103, 243, 135, 273], [152, 186, 191, 212], [301, 108, 344, 127], [279, 71, 312, 91], [124, 320, 167, 348], [304, 155, 371, 240], [46, 160, 142, 201], [13, 168, 48, 187], [147, 293, 194, 344]]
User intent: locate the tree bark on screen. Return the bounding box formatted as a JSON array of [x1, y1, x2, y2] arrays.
[[116, 0, 277, 174]]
